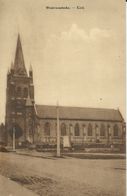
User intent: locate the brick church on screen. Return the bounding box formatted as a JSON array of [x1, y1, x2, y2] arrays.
[[5, 35, 125, 147]]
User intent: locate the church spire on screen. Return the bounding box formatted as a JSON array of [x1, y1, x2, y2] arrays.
[[29, 64, 33, 78], [14, 34, 27, 76]]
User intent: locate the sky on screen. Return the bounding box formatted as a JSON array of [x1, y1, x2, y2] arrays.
[[0, 0, 125, 122]]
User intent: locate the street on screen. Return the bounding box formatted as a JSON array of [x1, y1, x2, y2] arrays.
[[0, 152, 126, 196]]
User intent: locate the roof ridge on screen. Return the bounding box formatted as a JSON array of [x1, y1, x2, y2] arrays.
[[35, 104, 116, 111], [35, 105, 123, 121]]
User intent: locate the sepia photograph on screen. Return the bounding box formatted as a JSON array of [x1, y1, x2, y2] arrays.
[[0, 0, 126, 195]]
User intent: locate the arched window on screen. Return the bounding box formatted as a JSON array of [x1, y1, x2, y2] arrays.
[[23, 87, 28, 98], [69, 124, 73, 136], [107, 125, 110, 137], [61, 123, 66, 136], [74, 123, 80, 136], [44, 122, 50, 136], [113, 124, 119, 136], [83, 124, 86, 136], [17, 87, 21, 97], [88, 124, 92, 136], [100, 124, 105, 136]]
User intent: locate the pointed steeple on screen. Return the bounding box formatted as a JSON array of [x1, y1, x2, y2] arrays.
[[29, 64, 33, 78], [10, 61, 14, 74], [14, 34, 27, 76]]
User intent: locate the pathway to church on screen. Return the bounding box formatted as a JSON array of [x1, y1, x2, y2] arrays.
[[0, 152, 125, 196]]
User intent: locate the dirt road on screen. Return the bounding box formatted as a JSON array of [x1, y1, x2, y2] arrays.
[[0, 152, 126, 196]]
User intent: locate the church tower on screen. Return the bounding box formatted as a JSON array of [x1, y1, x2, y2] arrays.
[[5, 34, 35, 147]]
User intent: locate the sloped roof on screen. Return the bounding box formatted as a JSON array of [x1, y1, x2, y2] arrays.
[[35, 105, 123, 122]]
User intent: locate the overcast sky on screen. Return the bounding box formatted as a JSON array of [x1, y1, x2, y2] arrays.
[[0, 0, 125, 122]]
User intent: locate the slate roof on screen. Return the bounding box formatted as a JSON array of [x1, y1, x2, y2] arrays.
[[35, 105, 123, 122]]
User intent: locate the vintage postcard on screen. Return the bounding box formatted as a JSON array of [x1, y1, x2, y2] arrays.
[[0, 0, 126, 196]]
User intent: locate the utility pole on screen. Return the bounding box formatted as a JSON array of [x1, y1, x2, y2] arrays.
[[56, 102, 60, 157]]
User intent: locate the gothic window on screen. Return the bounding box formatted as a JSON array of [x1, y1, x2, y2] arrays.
[[16, 87, 21, 97], [44, 122, 50, 136], [83, 124, 86, 136], [100, 124, 105, 136], [74, 123, 80, 136], [23, 87, 28, 98], [69, 124, 72, 135], [61, 123, 66, 136], [113, 124, 119, 136], [107, 125, 110, 138], [88, 123, 92, 136], [107, 125, 110, 131]]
